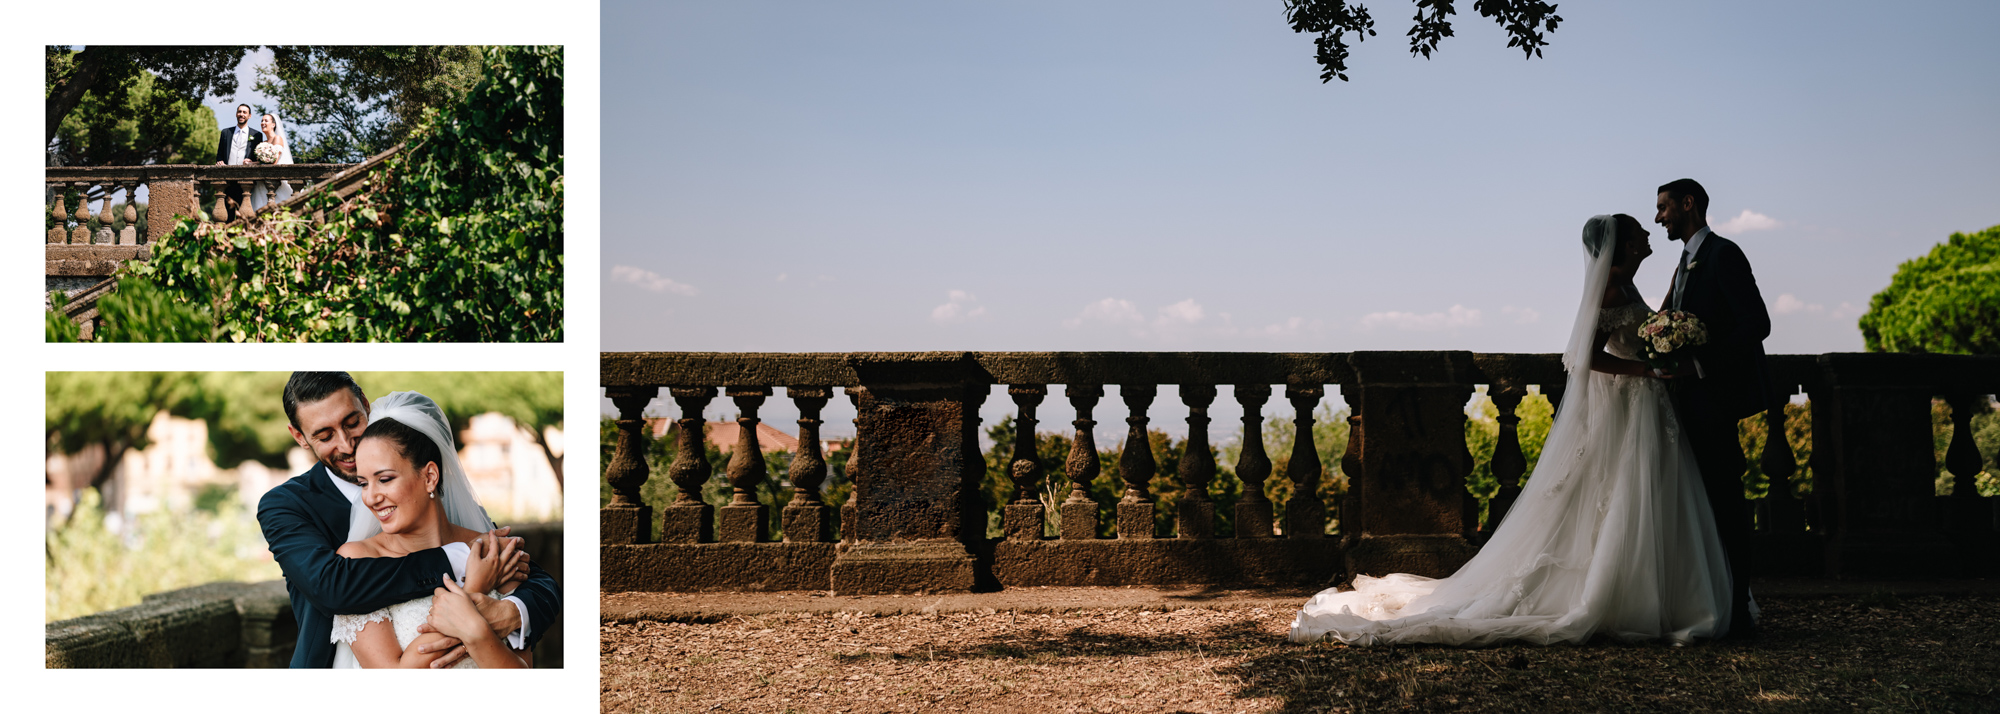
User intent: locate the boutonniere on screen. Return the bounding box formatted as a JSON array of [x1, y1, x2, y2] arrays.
[[1686, 260, 1700, 271]]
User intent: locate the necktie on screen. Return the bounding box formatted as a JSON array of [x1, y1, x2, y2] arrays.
[[1672, 249, 1691, 309]]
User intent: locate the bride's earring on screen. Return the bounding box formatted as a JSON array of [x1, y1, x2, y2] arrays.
[[429, 488, 436, 499]]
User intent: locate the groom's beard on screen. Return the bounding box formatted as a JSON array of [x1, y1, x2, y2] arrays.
[[321, 448, 361, 483]]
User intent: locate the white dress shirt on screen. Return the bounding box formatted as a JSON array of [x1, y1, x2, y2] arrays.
[[229, 124, 251, 165], [328, 470, 531, 649]]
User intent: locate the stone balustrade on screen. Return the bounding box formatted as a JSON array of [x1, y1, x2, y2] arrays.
[[602, 351, 1999, 595], [45, 164, 354, 247]]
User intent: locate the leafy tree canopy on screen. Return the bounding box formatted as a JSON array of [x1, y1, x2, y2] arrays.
[[1860, 224, 2000, 355], [48, 372, 563, 476], [46, 46, 250, 153], [1285, 0, 1562, 83], [257, 46, 488, 163], [53, 68, 218, 168]]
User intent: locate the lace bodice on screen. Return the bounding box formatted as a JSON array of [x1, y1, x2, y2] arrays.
[[331, 590, 499, 669], [1598, 302, 1653, 362]]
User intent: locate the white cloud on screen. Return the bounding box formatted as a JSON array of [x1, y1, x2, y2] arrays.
[[1155, 298, 1205, 326], [1502, 306, 1540, 324], [1063, 298, 1145, 329], [611, 265, 698, 296], [776, 273, 788, 282], [1715, 209, 1781, 234], [1831, 301, 1863, 320], [1360, 304, 1481, 331], [931, 290, 986, 324], [1772, 293, 1829, 316]]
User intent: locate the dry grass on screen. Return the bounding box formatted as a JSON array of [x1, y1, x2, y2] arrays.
[[600, 594, 2000, 713]]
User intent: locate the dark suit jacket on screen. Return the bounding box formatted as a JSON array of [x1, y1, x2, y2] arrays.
[[215, 125, 264, 165], [257, 462, 562, 667], [1661, 232, 1773, 421]]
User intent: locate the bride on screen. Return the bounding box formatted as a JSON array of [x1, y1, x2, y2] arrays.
[[250, 113, 294, 209], [330, 392, 532, 668], [1291, 214, 1736, 646]]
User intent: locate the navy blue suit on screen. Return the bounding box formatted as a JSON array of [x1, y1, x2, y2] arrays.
[[1662, 231, 1772, 633], [257, 462, 561, 667]]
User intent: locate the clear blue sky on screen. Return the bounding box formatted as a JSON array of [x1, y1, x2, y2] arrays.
[[602, 1, 1998, 430]]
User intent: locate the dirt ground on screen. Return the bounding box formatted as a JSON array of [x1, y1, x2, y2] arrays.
[[600, 585, 2000, 714]]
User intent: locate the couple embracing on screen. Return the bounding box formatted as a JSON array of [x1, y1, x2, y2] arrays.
[[258, 372, 562, 668], [1293, 178, 1771, 646], [215, 102, 295, 218]]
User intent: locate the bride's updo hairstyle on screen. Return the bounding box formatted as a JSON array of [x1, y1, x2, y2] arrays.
[[360, 416, 443, 478], [1584, 214, 1649, 266]]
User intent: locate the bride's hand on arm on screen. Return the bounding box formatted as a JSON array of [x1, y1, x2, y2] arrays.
[[496, 536, 529, 596], [428, 576, 527, 668], [463, 529, 505, 593], [350, 619, 446, 669]]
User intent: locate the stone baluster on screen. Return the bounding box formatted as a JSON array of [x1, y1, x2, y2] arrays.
[[1002, 385, 1048, 540], [783, 387, 833, 543], [660, 387, 716, 544], [208, 179, 228, 222], [1116, 385, 1159, 539], [1059, 385, 1103, 540], [94, 189, 114, 244], [840, 387, 865, 550], [1761, 394, 1806, 534], [1284, 384, 1325, 539], [1177, 385, 1218, 539], [719, 387, 771, 542], [119, 181, 140, 245], [1233, 385, 1275, 538], [1484, 384, 1529, 538], [601, 386, 660, 545], [1943, 392, 1993, 537], [70, 183, 93, 244], [47, 186, 68, 244]]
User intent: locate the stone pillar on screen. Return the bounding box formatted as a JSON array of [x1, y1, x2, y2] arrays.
[[1340, 351, 1479, 578], [600, 387, 658, 545], [1815, 353, 1955, 578], [718, 387, 772, 543], [828, 354, 989, 594], [145, 170, 199, 244]]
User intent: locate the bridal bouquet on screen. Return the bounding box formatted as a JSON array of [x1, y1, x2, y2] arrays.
[[255, 143, 282, 164], [1637, 310, 1707, 371]]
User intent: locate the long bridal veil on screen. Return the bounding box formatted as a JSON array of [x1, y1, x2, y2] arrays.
[[1289, 215, 1731, 646]]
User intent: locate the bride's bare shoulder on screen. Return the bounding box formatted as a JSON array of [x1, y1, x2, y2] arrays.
[[337, 538, 386, 559]]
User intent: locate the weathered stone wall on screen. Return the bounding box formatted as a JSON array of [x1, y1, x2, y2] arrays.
[[46, 580, 287, 668]]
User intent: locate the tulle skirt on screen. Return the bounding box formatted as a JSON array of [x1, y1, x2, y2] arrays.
[[1290, 373, 1732, 646]]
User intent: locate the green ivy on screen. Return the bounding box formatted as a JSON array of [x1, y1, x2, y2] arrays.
[[90, 45, 562, 342]]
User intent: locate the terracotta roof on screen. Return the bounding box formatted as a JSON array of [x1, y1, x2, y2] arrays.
[[643, 419, 799, 453]]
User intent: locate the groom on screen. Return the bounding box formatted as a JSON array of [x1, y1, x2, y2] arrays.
[[1655, 178, 1772, 638], [213, 103, 261, 220], [257, 372, 562, 667]]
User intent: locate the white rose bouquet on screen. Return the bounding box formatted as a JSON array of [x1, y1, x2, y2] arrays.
[[1636, 310, 1708, 371], [255, 142, 282, 164]]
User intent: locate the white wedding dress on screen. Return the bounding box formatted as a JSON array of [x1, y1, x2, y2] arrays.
[[328, 391, 502, 669], [251, 117, 295, 209], [1290, 216, 1735, 647]]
